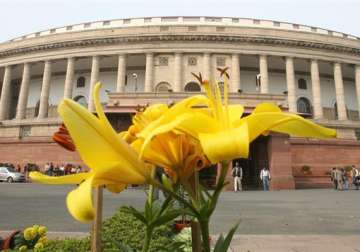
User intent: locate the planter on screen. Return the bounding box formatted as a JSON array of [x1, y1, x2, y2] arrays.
[[0, 230, 20, 250], [173, 220, 191, 233]]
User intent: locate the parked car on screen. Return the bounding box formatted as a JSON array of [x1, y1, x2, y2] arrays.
[[0, 166, 26, 183]]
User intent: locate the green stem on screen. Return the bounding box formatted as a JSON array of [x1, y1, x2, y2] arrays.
[[142, 228, 153, 252], [199, 218, 211, 252]]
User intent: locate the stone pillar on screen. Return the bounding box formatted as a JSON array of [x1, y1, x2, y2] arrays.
[[16, 63, 31, 119], [174, 53, 183, 92], [64, 57, 75, 99], [88, 56, 100, 112], [355, 65, 360, 118], [259, 55, 269, 93], [311, 59, 323, 119], [268, 133, 295, 190], [144, 53, 154, 92], [231, 54, 241, 92], [334, 62, 347, 120], [0, 66, 12, 120], [38, 60, 52, 119], [116, 54, 127, 92], [203, 53, 211, 80], [285, 57, 296, 113]]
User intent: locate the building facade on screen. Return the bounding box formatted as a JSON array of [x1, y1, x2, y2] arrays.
[[1, 16, 360, 189]]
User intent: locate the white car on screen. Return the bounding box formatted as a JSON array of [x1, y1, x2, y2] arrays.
[[0, 166, 25, 183]]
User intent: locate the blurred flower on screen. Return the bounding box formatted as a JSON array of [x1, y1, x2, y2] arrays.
[[23, 227, 36, 241], [30, 83, 152, 223], [38, 226, 47, 236], [19, 245, 27, 251], [34, 242, 44, 250]]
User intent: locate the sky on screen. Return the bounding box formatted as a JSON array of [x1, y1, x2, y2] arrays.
[[0, 0, 359, 42]]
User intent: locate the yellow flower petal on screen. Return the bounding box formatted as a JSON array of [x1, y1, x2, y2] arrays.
[[106, 184, 127, 193], [199, 123, 249, 163], [58, 90, 149, 182], [66, 175, 95, 223], [30, 171, 90, 184]]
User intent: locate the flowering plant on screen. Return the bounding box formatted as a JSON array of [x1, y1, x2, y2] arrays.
[[30, 68, 336, 251], [14, 225, 47, 251]]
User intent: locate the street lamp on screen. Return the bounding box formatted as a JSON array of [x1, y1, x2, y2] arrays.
[[132, 73, 138, 92]]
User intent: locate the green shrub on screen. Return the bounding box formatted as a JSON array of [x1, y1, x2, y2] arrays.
[[102, 206, 178, 252], [40, 238, 90, 252]]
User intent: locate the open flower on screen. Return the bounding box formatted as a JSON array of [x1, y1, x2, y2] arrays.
[[30, 83, 152, 222], [122, 101, 210, 182], [139, 71, 336, 163]]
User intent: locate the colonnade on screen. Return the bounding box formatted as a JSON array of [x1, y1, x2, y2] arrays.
[[0, 52, 359, 121]]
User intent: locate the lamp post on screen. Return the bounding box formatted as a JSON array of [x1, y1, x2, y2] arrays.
[[132, 73, 138, 92]]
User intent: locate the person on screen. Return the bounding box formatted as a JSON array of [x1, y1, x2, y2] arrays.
[[44, 163, 50, 175], [260, 167, 271, 191], [330, 167, 338, 190], [336, 168, 344, 191], [341, 168, 349, 190], [351, 165, 359, 190], [232, 162, 243, 192]]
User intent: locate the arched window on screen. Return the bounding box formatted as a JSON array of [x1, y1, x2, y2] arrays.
[[298, 78, 307, 90], [155, 82, 172, 93], [73, 95, 88, 107], [76, 76, 86, 88], [297, 97, 312, 115], [184, 82, 201, 92], [334, 102, 349, 119]]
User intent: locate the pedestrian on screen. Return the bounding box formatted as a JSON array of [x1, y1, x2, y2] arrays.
[[335, 168, 344, 191], [330, 167, 338, 190], [232, 162, 243, 192], [342, 168, 349, 190], [351, 165, 359, 190], [260, 166, 271, 191]]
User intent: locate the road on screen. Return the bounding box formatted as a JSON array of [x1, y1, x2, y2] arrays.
[[1, 183, 360, 235]]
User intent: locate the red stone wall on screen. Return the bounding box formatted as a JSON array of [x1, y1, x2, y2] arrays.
[[290, 138, 360, 188], [0, 137, 83, 172]]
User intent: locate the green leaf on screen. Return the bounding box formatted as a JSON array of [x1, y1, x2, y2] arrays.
[[162, 174, 174, 192], [122, 206, 147, 224], [151, 209, 185, 227], [214, 220, 240, 252], [111, 239, 135, 252]]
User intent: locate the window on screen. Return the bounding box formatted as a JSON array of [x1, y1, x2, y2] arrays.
[[34, 100, 40, 117], [232, 18, 239, 23], [293, 24, 300, 29], [161, 17, 178, 22], [73, 95, 88, 107], [160, 26, 169, 31], [273, 21, 280, 27], [253, 19, 260, 25], [297, 97, 312, 115], [158, 57, 168, 66], [188, 26, 197, 32], [103, 21, 110, 26], [185, 82, 201, 92], [216, 27, 225, 32], [144, 18, 152, 23], [19, 126, 31, 138], [205, 17, 221, 22], [84, 23, 91, 28], [155, 82, 172, 92], [298, 78, 307, 89], [311, 27, 317, 32], [123, 19, 131, 24], [66, 26, 72, 31], [216, 57, 226, 67], [355, 130, 360, 141], [76, 76, 86, 88], [188, 57, 197, 66], [50, 29, 56, 34]]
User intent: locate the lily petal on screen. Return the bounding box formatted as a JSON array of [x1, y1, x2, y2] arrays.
[[66, 175, 95, 222], [30, 171, 90, 184], [199, 123, 249, 163]]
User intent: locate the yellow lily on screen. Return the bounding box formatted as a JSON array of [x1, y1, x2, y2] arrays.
[[139, 72, 336, 164], [30, 83, 151, 223], [121, 101, 209, 182]]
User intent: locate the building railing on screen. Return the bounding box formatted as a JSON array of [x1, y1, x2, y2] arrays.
[[7, 16, 359, 43]]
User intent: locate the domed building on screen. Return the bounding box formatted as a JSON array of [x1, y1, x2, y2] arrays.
[[0, 16, 359, 189]]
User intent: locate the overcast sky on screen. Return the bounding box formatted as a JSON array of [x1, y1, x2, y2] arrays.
[[0, 0, 359, 42]]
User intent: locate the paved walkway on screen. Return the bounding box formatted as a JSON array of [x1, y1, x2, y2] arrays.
[[230, 235, 360, 252]]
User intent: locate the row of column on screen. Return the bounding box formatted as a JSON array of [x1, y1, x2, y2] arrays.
[[0, 53, 360, 121]]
